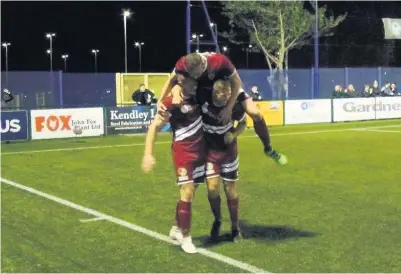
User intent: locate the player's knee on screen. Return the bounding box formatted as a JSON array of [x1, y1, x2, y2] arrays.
[[207, 178, 220, 198], [180, 183, 196, 202], [223, 181, 238, 200], [250, 111, 263, 122]]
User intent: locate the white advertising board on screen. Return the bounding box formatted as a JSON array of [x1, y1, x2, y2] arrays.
[[333, 98, 376, 122], [374, 97, 401, 119], [285, 99, 332, 124], [31, 108, 104, 140]]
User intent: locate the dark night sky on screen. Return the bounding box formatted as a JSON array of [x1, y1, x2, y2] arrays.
[[1, 1, 401, 73]]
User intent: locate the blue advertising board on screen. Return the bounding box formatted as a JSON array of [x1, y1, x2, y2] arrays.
[[106, 105, 170, 134], [1, 110, 29, 141]]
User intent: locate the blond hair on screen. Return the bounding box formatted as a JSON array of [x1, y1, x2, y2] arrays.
[[185, 53, 203, 74]]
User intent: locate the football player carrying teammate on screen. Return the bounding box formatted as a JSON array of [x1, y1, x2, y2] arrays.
[[142, 81, 204, 254], [158, 52, 242, 124]]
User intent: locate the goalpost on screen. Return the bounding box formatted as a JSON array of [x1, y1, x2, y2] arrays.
[[115, 73, 171, 106]]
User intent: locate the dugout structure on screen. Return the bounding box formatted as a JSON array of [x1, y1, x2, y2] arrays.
[[115, 73, 171, 106]]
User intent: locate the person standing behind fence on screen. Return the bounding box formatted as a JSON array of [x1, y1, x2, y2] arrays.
[[250, 86, 262, 101], [371, 80, 381, 96], [381, 82, 394, 96], [360, 84, 373, 97], [1, 89, 14, 103], [344, 84, 357, 98], [332, 85, 344, 98], [132, 84, 155, 106], [391, 83, 400, 96]]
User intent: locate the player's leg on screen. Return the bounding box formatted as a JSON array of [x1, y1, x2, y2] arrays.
[[243, 99, 287, 165], [176, 181, 198, 253], [223, 180, 243, 243], [170, 144, 201, 253], [205, 151, 224, 241], [220, 143, 243, 242], [206, 175, 222, 241], [170, 183, 199, 241]]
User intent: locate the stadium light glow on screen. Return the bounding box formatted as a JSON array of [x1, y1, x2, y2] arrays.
[[91, 49, 99, 54], [192, 33, 204, 53], [45, 33, 56, 39], [46, 49, 51, 54], [134, 41, 145, 72], [61, 54, 69, 59], [123, 10, 132, 18], [2, 42, 11, 74], [122, 9, 132, 73], [223, 46, 228, 52], [134, 41, 144, 47]]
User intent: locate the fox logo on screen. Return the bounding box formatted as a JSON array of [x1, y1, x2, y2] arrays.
[[35, 115, 72, 132]]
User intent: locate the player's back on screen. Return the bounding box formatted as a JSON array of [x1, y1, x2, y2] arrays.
[[174, 53, 235, 92], [162, 95, 204, 151]]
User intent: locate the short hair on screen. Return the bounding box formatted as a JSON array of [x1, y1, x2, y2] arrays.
[[185, 53, 203, 73], [139, 84, 145, 87], [213, 80, 231, 92], [212, 80, 231, 106]]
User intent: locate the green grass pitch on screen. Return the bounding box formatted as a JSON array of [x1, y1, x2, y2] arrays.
[[1, 119, 401, 273]]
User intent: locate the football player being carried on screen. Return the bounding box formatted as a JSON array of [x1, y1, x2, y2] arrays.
[[158, 52, 287, 163], [141, 80, 205, 254], [201, 80, 287, 242]]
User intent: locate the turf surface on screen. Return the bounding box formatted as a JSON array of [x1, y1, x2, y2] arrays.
[[2, 120, 401, 273]]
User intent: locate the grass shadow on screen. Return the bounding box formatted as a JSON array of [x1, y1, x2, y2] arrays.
[[194, 220, 318, 248]]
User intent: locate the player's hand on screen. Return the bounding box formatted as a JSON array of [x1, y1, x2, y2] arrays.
[[142, 154, 156, 173], [219, 107, 233, 124], [157, 101, 168, 116], [224, 132, 236, 145]]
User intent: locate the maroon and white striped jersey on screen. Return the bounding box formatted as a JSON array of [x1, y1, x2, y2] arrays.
[[199, 91, 250, 150], [162, 96, 204, 149]]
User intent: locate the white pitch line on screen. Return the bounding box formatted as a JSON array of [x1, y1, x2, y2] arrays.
[[354, 124, 401, 130], [1, 177, 269, 273], [361, 129, 401, 133], [79, 216, 107, 223], [2, 124, 400, 156]]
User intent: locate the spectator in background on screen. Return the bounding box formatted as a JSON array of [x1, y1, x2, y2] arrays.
[[332, 85, 344, 98], [1, 88, 14, 103], [344, 84, 357, 97], [371, 80, 381, 96], [132, 84, 155, 106], [250, 85, 262, 101], [360, 84, 372, 97], [381, 82, 394, 96], [390, 83, 399, 96]]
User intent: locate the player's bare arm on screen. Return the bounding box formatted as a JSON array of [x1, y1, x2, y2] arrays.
[[224, 116, 247, 145], [219, 70, 242, 124], [227, 71, 242, 109], [157, 74, 177, 112], [142, 114, 168, 173]]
